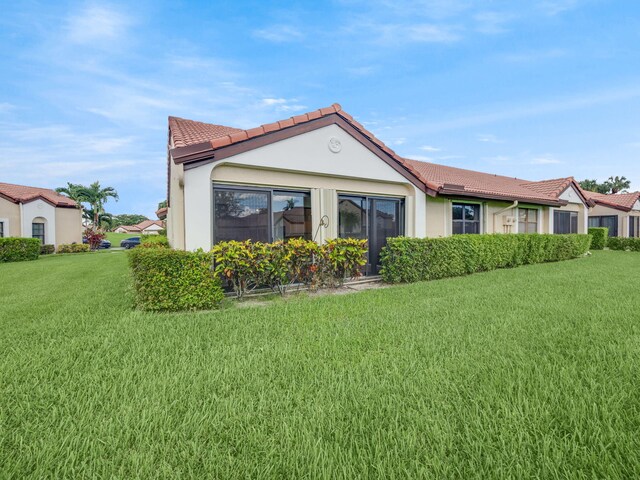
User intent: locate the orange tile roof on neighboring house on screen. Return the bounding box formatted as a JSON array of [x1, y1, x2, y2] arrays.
[[0, 182, 78, 208], [156, 207, 168, 220], [583, 190, 640, 212], [400, 160, 568, 206], [520, 177, 594, 206], [135, 219, 164, 230], [168, 117, 243, 148]]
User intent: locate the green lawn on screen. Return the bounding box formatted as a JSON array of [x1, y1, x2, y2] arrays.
[[105, 232, 139, 245], [1, 251, 639, 478]]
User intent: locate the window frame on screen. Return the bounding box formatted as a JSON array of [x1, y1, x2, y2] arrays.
[[212, 184, 312, 245], [553, 210, 578, 234], [588, 215, 618, 237], [0, 221, 3, 238], [32, 222, 45, 244], [451, 201, 482, 235], [518, 207, 540, 234]]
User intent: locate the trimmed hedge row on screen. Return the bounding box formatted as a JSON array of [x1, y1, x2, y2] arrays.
[[588, 227, 608, 250], [0, 237, 41, 262], [607, 237, 640, 252], [40, 244, 55, 255], [140, 234, 170, 248], [57, 244, 90, 254], [380, 234, 592, 283], [128, 248, 224, 312]]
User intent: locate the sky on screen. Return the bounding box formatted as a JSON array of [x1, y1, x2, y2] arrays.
[[1, 0, 639, 217]]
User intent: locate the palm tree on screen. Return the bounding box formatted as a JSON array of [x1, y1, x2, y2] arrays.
[[605, 176, 631, 194], [56, 181, 118, 227]]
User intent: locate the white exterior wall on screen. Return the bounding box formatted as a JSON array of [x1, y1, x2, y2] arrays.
[[21, 199, 56, 245], [182, 124, 426, 251]]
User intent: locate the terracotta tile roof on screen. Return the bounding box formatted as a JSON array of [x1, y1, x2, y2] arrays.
[[169, 103, 408, 165], [520, 177, 593, 206], [168, 117, 243, 148], [400, 160, 566, 206], [0, 182, 78, 207], [583, 190, 640, 212], [155, 207, 168, 220], [135, 219, 164, 230]]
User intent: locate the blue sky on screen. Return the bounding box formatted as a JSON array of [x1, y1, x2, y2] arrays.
[[1, 0, 639, 216]]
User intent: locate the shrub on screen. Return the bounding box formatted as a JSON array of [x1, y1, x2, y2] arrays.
[[212, 238, 368, 298], [607, 237, 640, 252], [40, 244, 55, 255], [57, 243, 90, 254], [380, 234, 592, 283], [588, 227, 608, 250], [128, 248, 224, 312], [83, 228, 106, 250], [0, 237, 41, 262], [140, 234, 170, 248]]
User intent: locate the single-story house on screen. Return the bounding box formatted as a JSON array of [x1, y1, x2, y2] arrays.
[[0, 182, 83, 246], [584, 190, 640, 237], [165, 104, 593, 273], [113, 219, 165, 235]]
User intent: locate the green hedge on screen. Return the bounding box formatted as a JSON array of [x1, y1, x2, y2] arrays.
[[588, 227, 608, 250], [40, 244, 55, 255], [0, 237, 41, 262], [380, 234, 592, 283], [607, 237, 640, 252], [128, 248, 224, 311], [140, 234, 170, 248], [57, 244, 90, 254]]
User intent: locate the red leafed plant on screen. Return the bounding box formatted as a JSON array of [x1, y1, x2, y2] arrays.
[[83, 228, 105, 251]]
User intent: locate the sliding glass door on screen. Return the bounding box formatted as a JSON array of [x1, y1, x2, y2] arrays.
[[338, 195, 404, 274]]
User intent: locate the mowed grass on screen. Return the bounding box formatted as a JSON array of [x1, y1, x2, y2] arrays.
[[105, 232, 139, 245], [1, 251, 639, 478]]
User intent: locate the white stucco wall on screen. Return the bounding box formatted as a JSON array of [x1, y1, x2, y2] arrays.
[[22, 199, 56, 245], [181, 123, 427, 251]]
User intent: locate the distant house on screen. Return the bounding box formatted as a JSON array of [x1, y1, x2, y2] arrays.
[[584, 191, 640, 237], [114, 219, 164, 235], [0, 182, 83, 246]]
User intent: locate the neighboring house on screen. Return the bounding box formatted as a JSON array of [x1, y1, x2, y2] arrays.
[[114, 219, 164, 235], [165, 104, 593, 273], [0, 182, 83, 246], [583, 191, 640, 237]]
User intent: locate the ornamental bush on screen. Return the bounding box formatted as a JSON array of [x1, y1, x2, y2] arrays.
[[607, 237, 640, 252], [588, 227, 608, 250], [140, 234, 170, 248], [57, 243, 90, 254], [379, 234, 592, 284], [0, 237, 41, 262], [128, 248, 224, 311], [40, 244, 55, 255], [211, 238, 368, 298]]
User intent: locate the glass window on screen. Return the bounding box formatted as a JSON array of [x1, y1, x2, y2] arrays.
[[213, 187, 312, 244], [554, 211, 578, 234], [630, 217, 639, 238], [0, 221, 3, 238], [452, 203, 481, 234], [272, 191, 312, 241], [519, 208, 538, 233], [214, 189, 269, 243], [588, 215, 618, 236], [32, 222, 45, 243], [338, 196, 367, 239]]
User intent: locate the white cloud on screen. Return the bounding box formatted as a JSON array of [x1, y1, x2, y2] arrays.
[[530, 155, 562, 165], [476, 133, 504, 143], [65, 4, 132, 45], [420, 145, 441, 152], [406, 154, 434, 161], [474, 11, 515, 34], [498, 48, 567, 63], [253, 25, 304, 43]]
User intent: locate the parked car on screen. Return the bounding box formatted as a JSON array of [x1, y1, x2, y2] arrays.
[[82, 238, 111, 249], [120, 237, 141, 249]]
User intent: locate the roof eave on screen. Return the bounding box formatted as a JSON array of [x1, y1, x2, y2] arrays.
[[438, 187, 565, 206]]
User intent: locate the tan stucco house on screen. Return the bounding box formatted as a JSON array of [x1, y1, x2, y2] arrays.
[[0, 182, 83, 246], [165, 104, 593, 273], [584, 191, 640, 237], [113, 219, 165, 235]]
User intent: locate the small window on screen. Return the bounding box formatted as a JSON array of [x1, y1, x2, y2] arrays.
[[452, 203, 481, 234], [32, 222, 45, 243], [518, 208, 538, 233], [588, 215, 618, 236], [0, 221, 4, 238], [554, 211, 578, 234], [630, 217, 639, 238], [272, 191, 312, 241]]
